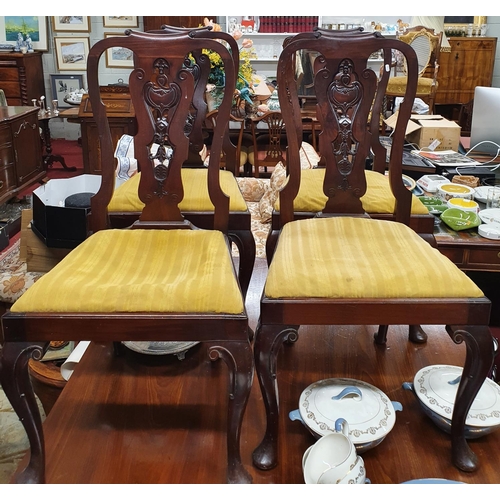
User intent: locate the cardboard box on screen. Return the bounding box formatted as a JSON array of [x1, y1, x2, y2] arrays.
[[31, 175, 101, 249], [384, 114, 461, 152], [20, 209, 71, 273]]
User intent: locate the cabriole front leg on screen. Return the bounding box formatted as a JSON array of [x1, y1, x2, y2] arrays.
[[252, 324, 299, 471], [0, 341, 49, 483], [209, 340, 254, 484], [446, 325, 495, 472]]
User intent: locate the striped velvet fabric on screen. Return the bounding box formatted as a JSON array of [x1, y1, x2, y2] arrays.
[[265, 217, 484, 299], [108, 169, 248, 213], [11, 229, 244, 314], [274, 169, 429, 215]]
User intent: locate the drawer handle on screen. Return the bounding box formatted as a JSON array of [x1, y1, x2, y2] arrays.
[[498, 252, 500, 259], [0, 181, 3, 189]]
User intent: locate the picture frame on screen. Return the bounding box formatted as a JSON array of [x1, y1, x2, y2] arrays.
[[54, 37, 90, 71], [104, 33, 134, 68], [103, 16, 138, 28], [52, 16, 91, 33], [50, 74, 84, 109], [0, 16, 48, 51]]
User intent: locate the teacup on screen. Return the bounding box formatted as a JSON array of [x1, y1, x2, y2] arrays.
[[303, 418, 359, 484], [318, 455, 366, 484]]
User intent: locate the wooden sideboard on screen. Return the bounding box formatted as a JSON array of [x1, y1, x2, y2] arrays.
[[75, 89, 136, 175], [0, 52, 46, 106], [0, 106, 45, 205], [435, 37, 497, 105]]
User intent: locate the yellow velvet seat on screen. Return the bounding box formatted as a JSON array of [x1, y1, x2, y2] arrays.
[[11, 229, 244, 315], [265, 217, 483, 299], [274, 169, 429, 215], [386, 76, 434, 96], [108, 169, 248, 213]]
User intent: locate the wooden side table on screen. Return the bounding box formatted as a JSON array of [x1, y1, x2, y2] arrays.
[[37, 111, 77, 171]]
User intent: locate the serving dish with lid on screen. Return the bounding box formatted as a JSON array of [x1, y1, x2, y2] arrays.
[[289, 378, 402, 452], [403, 364, 500, 438]]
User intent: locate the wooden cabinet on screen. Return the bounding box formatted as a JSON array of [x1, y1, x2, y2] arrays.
[[0, 106, 45, 205], [0, 52, 45, 106], [76, 90, 136, 175], [435, 37, 497, 105], [143, 16, 214, 32]]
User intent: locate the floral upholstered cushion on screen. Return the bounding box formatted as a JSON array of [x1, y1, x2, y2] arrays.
[[236, 177, 269, 202], [259, 162, 288, 223]]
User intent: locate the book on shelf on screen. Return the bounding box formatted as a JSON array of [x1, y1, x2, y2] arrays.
[[413, 150, 481, 167]]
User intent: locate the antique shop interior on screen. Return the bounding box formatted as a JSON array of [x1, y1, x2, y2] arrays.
[[2, 13, 500, 486]]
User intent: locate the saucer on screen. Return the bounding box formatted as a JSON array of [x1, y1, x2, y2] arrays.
[[479, 208, 500, 225], [122, 341, 199, 357]]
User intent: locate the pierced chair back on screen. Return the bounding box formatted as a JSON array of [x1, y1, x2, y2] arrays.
[[277, 29, 415, 227], [204, 109, 248, 174], [88, 29, 237, 233], [141, 24, 241, 170], [248, 111, 287, 177]]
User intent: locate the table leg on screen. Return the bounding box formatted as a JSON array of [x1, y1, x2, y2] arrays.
[[39, 117, 77, 172]]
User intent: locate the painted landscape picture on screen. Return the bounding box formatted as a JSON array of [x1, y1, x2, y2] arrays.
[[5, 16, 40, 42]]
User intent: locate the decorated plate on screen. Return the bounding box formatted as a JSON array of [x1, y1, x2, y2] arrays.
[[298, 378, 398, 444], [478, 208, 500, 225], [440, 208, 481, 231], [418, 196, 447, 214], [413, 365, 500, 427], [402, 174, 417, 191], [474, 186, 490, 204], [402, 478, 464, 484], [122, 341, 199, 357]]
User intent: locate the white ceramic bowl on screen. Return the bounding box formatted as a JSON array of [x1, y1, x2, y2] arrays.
[[437, 183, 475, 202], [447, 197, 479, 213]]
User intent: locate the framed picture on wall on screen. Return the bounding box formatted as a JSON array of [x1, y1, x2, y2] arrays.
[[54, 37, 90, 71], [50, 73, 84, 109], [104, 33, 133, 68], [0, 16, 48, 51], [103, 16, 138, 28], [52, 16, 91, 33]]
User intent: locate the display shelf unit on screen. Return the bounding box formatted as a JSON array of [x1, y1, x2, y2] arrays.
[[225, 16, 399, 77]]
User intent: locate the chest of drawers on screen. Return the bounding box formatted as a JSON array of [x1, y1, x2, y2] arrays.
[[0, 106, 45, 204], [0, 52, 46, 106]]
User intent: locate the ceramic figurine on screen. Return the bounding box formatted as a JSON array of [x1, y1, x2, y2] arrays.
[[26, 35, 34, 52], [14, 32, 23, 52]]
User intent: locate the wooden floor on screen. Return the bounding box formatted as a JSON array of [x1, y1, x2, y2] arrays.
[[12, 258, 500, 484]]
